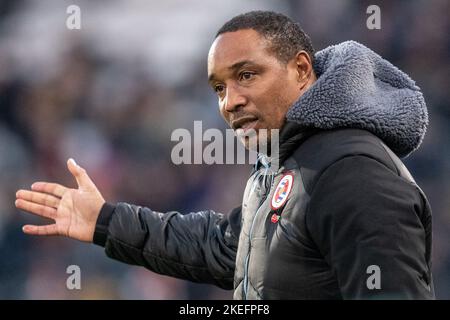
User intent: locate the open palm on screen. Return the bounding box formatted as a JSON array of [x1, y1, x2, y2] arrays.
[[15, 158, 105, 242]]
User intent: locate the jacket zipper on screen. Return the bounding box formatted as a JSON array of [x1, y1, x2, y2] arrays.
[[243, 181, 272, 299]]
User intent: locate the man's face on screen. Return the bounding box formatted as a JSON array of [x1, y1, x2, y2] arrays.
[[207, 29, 304, 149]]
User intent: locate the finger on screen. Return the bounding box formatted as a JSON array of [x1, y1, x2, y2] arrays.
[[16, 190, 60, 209], [15, 199, 57, 220], [22, 224, 59, 236], [67, 158, 96, 190], [31, 182, 66, 198]]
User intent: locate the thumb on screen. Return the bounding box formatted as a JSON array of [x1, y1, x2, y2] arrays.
[[67, 158, 96, 190]]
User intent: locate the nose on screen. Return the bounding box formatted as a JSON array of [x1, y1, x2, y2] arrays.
[[221, 84, 247, 114]]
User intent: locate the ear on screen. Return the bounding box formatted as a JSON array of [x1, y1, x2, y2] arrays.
[[293, 51, 314, 89]]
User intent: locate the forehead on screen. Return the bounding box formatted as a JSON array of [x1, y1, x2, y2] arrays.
[[207, 29, 274, 76]]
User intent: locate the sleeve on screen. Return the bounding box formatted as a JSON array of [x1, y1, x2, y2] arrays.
[[92, 203, 242, 289], [305, 155, 434, 299]]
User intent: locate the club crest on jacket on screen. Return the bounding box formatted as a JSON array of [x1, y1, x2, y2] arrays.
[[271, 173, 294, 211]]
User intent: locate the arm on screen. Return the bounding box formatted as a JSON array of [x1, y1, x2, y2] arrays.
[[94, 203, 240, 289], [306, 155, 434, 299], [15, 158, 240, 289]]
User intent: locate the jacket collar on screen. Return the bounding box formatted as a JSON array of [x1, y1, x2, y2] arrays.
[[253, 122, 317, 173]]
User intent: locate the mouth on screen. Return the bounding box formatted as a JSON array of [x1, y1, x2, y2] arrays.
[[231, 117, 259, 133]]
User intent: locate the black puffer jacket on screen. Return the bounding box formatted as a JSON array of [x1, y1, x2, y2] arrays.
[[93, 41, 434, 299]]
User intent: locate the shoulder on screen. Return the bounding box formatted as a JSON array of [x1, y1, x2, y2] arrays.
[[290, 128, 400, 194]]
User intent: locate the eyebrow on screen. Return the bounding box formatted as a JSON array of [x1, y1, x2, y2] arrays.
[[208, 60, 258, 84]]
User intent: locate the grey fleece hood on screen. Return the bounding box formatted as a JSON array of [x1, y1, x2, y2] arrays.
[[286, 40, 428, 158]]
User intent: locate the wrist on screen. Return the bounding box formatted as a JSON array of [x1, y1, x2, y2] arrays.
[[92, 202, 116, 246]]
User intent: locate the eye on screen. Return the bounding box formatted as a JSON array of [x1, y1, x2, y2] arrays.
[[239, 71, 255, 81], [214, 84, 225, 94]]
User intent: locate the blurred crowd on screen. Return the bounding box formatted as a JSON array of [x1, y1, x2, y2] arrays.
[[0, 0, 449, 299]]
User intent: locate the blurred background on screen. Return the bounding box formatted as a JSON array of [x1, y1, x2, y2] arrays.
[[0, 0, 448, 299]]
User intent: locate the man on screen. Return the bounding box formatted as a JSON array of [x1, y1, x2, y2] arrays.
[[15, 11, 434, 299]]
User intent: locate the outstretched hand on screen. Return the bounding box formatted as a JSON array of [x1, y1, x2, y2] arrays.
[[15, 158, 105, 242]]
